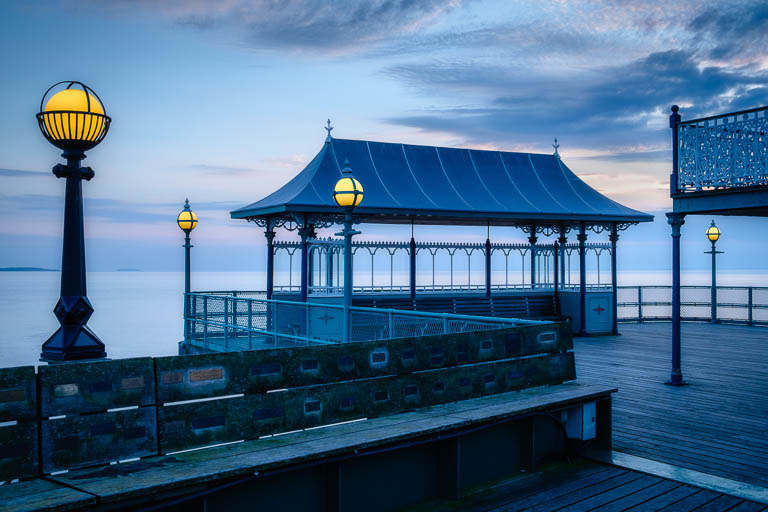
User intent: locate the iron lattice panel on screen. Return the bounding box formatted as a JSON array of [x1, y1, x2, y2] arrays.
[[678, 108, 768, 192]]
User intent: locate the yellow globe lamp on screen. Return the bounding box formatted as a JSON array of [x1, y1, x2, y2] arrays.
[[333, 160, 364, 209], [177, 199, 198, 233], [37, 81, 110, 153], [706, 221, 721, 243]]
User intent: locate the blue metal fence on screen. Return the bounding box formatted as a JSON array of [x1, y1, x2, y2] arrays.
[[185, 293, 546, 352]]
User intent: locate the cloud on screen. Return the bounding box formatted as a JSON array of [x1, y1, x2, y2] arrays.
[[76, 0, 465, 54], [0, 168, 47, 178], [688, 2, 768, 63], [384, 50, 768, 151]]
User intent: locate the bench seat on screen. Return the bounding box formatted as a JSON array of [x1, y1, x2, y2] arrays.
[[0, 382, 614, 511]]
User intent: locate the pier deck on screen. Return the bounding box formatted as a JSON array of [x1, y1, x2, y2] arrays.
[[575, 322, 768, 489]]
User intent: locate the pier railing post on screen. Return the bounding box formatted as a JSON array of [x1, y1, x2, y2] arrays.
[[247, 299, 253, 349], [748, 287, 753, 326], [203, 295, 208, 349], [388, 309, 394, 339], [224, 296, 229, 351], [637, 286, 643, 323]]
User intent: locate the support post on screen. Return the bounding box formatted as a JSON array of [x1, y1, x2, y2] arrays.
[[337, 212, 360, 342], [558, 229, 567, 290], [577, 223, 587, 336], [183, 231, 192, 343], [265, 222, 275, 300], [670, 105, 681, 195], [748, 287, 753, 325], [528, 226, 537, 290], [41, 152, 106, 361], [609, 223, 619, 335], [326, 248, 334, 292], [299, 221, 312, 302], [409, 235, 417, 299], [553, 241, 559, 299], [666, 212, 686, 386], [485, 237, 492, 297], [705, 239, 722, 324]]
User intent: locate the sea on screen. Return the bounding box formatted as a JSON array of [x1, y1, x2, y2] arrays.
[[1, 270, 766, 368]]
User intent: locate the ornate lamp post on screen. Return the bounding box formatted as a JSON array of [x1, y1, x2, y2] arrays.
[[177, 200, 198, 342], [333, 160, 363, 342], [705, 220, 722, 324], [37, 81, 111, 361]]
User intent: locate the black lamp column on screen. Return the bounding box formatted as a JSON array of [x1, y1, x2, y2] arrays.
[[41, 152, 106, 361], [666, 212, 686, 386]]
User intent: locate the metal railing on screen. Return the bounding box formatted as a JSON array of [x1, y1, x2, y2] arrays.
[[617, 286, 768, 325], [677, 105, 768, 192], [185, 293, 545, 352]]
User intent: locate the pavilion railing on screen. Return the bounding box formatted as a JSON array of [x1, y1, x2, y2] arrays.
[[184, 293, 545, 352], [273, 239, 612, 295], [677, 105, 768, 192], [618, 285, 768, 325]]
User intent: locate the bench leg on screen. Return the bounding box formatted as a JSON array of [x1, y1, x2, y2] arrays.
[[325, 461, 341, 512], [595, 398, 612, 451], [436, 437, 462, 500], [519, 417, 536, 472]]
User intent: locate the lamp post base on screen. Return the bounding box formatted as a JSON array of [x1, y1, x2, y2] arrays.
[[665, 371, 687, 387], [40, 295, 106, 362]]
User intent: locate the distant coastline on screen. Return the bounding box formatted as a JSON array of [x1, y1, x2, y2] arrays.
[[0, 267, 56, 272]]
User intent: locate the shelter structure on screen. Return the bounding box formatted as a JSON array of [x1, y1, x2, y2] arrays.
[[231, 129, 652, 335], [666, 104, 768, 384]]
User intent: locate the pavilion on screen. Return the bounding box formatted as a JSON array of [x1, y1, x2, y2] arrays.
[[231, 130, 653, 335]]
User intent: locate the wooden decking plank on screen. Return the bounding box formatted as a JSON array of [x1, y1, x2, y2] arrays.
[[0, 479, 96, 512], [692, 494, 747, 511], [655, 489, 722, 512], [727, 500, 768, 512], [551, 474, 663, 512], [588, 479, 682, 512], [504, 471, 647, 511], [622, 484, 705, 511], [574, 323, 768, 491]]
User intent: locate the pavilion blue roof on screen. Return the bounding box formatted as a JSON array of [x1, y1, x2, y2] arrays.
[[231, 138, 653, 227]]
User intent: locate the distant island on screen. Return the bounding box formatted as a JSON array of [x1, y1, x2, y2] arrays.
[[0, 267, 57, 272], [116, 268, 141, 272]]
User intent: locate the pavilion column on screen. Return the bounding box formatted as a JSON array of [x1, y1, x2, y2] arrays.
[[558, 229, 567, 289], [577, 222, 587, 336], [409, 236, 417, 299], [667, 212, 686, 386], [485, 236, 492, 297], [326, 248, 333, 291], [553, 241, 559, 299], [609, 223, 619, 335], [298, 220, 312, 302], [264, 221, 275, 300], [528, 226, 537, 289]]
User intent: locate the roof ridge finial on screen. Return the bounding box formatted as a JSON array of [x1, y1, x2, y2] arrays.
[[325, 119, 334, 142], [553, 137, 560, 158]]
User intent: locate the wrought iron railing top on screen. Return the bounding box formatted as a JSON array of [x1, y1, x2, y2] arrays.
[[185, 292, 547, 352], [677, 105, 768, 192]]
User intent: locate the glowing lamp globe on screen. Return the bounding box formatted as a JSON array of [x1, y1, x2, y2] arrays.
[[37, 81, 111, 153], [177, 200, 198, 233], [706, 221, 721, 243], [333, 176, 364, 208]]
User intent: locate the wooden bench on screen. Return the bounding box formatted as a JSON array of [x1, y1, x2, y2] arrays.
[[0, 320, 613, 511]]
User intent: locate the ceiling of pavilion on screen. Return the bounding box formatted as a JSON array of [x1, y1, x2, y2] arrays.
[[231, 138, 653, 228]]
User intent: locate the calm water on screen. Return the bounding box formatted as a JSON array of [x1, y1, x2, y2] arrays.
[[1, 270, 766, 368]]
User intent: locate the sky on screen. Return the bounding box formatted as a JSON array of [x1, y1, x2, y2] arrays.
[[1, 0, 767, 274]]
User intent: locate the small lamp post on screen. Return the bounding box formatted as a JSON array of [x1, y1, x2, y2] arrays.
[[37, 81, 111, 361], [177, 199, 198, 342], [705, 220, 722, 323], [333, 160, 363, 342]]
